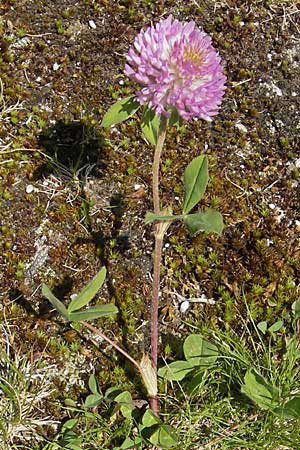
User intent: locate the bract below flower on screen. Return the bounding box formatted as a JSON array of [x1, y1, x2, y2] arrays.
[[125, 15, 226, 121]]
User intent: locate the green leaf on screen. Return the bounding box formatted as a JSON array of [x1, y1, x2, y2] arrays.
[[185, 371, 204, 395], [145, 424, 178, 449], [115, 391, 135, 419], [84, 393, 102, 408], [61, 418, 78, 430], [142, 409, 161, 427], [64, 443, 82, 450], [101, 96, 140, 127], [241, 369, 279, 410], [168, 108, 182, 128], [257, 321, 268, 334], [104, 386, 122, 401], [88, 374, 99, 395], [42, 284, 69, 320], [268, 320, 283, 333], [68, 267, 107, 313], [292, 300, 300, 318], [182, 155, 208, 214], [117, 437, 143, 450], [183, 335, 218, 368], [68, 304, 118, 322], [141, 106, 160, 145], [158, 361, 194, 381], [274, 396, 300, 419], [184, 210, 224, 236]]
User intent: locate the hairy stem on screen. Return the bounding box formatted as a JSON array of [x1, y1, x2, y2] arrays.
[[150, 116, 168, 415], [152, 116, 168, 214]]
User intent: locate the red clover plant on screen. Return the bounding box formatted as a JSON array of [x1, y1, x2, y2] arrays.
[[43, 15, 226, 418]]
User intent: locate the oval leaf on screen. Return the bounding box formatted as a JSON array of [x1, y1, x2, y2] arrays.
[[257, 321, 268, 334], [68, 267, 107, 313], [274, 396, 300, 419], [241, 369, 279, 410], [141, 106, 160, 145], [142, 409, 161, 428], [115, 391, 135, 419], [42, 284, 69, 320], [182, 155, 208, 214], [84, 393, 102, 408], [158, 361, 194, 381], [292, 300, 300, 318], [88, 374, 99, 395], [184, 210, 224, 236], [148, 424, 178, 449], [183, 335, 218, 368], [268, 320, 283, 333], [101, 96, 140, 128], [69, 304, 118, 322]]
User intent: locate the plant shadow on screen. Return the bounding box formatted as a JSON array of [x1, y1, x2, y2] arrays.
[[35, 119, 107, 180]]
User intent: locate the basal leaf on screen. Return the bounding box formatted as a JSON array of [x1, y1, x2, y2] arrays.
[[158, 361, 194, 381], [268, 320, 283, 333], [292, 300, 300, 318], [182, 155, 208, 214], [147, 424, 178, 449], [274, 396, 300, 419], [68, 304, 118, 322], [257, 321, 268, 334], [42, 284, 69, 320], [104, 386, 122, 401], [184, 210, 224, 236], [88, 374, 99, 395], [84, 393, 102, 408], [117, 437, 143, 450], [141, 106, 160, 145], [183, 335, 218, 368], [142, 409, 161, 428], [101, 96, 140, 128], [115, 392, 135, 419], [241, 369, 279, 410], [68, 267, 107, 313]]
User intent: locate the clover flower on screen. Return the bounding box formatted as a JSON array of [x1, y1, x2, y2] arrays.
[[125, 15, 226, 121]]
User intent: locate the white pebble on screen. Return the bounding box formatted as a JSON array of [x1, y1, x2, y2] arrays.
[[235, 122, 247, 133], [88, 20, 96, 29], [53, 62, 60, 71], [180, 300, 190, 313], [26, 184, 34, 194]]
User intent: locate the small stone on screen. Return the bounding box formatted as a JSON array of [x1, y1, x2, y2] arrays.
[[26, 184, 34, 194], [235, 122, 247, 133], [88, 20, 96, 29], [180, 300, 190, 313], [53, 62, 60, 71]]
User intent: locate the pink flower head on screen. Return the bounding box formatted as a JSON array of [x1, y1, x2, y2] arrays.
[[125, 16, 226, 121]]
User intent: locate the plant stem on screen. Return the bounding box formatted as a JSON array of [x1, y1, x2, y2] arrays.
[[80, 320, 141, 371], [150, 115, 168, 415], [152, 116, 168, 214]]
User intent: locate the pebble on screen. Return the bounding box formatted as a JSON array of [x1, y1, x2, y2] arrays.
[[88, 20, 96, 29]]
